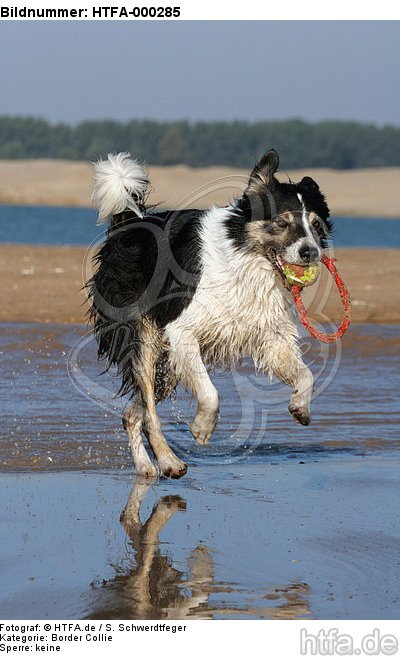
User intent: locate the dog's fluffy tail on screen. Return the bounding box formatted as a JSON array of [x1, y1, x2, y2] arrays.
[[92, 152, 149, 225]]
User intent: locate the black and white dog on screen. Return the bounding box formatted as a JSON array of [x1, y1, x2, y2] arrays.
[[88, 149, 332, 478]]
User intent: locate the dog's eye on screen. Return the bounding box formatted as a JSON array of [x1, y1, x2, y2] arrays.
[[312, 219, 320, 229], [273, 218, 288, 230]]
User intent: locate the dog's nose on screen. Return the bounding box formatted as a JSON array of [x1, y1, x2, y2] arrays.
[[299, 245, 319, 263]]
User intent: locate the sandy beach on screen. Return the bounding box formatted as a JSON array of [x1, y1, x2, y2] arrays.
[[1, 159, 399, 324], [1, 244, 399, 324], [0, 159, 399, 217]]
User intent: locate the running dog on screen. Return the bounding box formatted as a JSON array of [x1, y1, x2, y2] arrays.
[[88, 149, 332, 478]]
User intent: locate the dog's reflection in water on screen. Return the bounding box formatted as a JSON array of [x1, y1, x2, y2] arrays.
[[87, 480, 312, 620], [88, 480, 214, 619]]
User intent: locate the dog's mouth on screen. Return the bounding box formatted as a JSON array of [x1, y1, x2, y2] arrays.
[[269, 250, 294, 273], [270, 251, 321, 288]]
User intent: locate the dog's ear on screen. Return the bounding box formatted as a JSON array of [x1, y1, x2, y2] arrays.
[[298, 176, 320, 192], [298, 175, 331, 221], [247, 149, 279, 192]]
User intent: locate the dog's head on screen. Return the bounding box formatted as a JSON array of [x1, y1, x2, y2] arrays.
[[232, 149, 333, 277]]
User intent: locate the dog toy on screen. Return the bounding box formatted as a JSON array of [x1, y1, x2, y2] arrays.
[[290, 255, 351, 343], [282, 262, 320, 287]]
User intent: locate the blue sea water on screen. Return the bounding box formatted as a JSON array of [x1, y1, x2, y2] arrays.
[[0, 204, 399, 247]]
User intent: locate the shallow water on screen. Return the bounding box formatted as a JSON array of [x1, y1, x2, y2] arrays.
[[1, 323, 399, 471], [0, 323, 399, 619], [1, 462, 400, 620]]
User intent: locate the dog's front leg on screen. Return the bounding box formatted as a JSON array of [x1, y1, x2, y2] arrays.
[[166, 326, 219, 446], [288, 366, 313, 426], [271, 338, 313, 426]]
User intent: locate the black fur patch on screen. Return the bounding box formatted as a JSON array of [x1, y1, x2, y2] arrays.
[[88, 209, 203, 396]]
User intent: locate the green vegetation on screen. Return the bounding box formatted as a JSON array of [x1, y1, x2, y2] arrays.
[[0, 116, 399, 169]]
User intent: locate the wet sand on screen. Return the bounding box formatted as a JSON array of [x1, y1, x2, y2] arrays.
[[0, 159, 399, 217], [0, 244, 399, 323], [0, 322, 399, 619]]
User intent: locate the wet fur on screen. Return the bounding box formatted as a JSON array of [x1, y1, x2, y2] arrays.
[[88, 150, 332, 478]]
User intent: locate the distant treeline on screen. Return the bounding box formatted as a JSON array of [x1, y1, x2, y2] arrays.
[[0, 116, 399, 169]]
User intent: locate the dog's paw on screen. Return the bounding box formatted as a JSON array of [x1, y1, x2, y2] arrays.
[[289, 404, 311, 426], [190, 412, 217, 446], [135, 462, 158, 478], [191, 429, 213, 446], [190, 423, 213, 446], [158, 454, 188, 479]]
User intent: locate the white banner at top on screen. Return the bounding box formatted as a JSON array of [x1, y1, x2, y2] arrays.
[[0, 0, 399, 21]]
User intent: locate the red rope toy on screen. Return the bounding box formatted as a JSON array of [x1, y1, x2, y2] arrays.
[[290, 255, 351, 343]]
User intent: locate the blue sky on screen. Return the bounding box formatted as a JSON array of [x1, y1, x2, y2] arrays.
[[1, 21, 399, 125]]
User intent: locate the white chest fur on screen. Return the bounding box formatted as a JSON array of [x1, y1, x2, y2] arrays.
[[165, 207, 298, 371]]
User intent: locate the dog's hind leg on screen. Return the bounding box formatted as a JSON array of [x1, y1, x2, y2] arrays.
[[166, 327, 219, 446], [269, 337, 313, 426], [123, 396, 157, 478], [136, 323, 187, 479]]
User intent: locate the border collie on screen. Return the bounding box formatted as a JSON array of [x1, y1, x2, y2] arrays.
[[88, 149, 332, 478]]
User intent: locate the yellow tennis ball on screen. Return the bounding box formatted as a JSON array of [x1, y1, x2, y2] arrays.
[[283, 263, 320, 287]]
